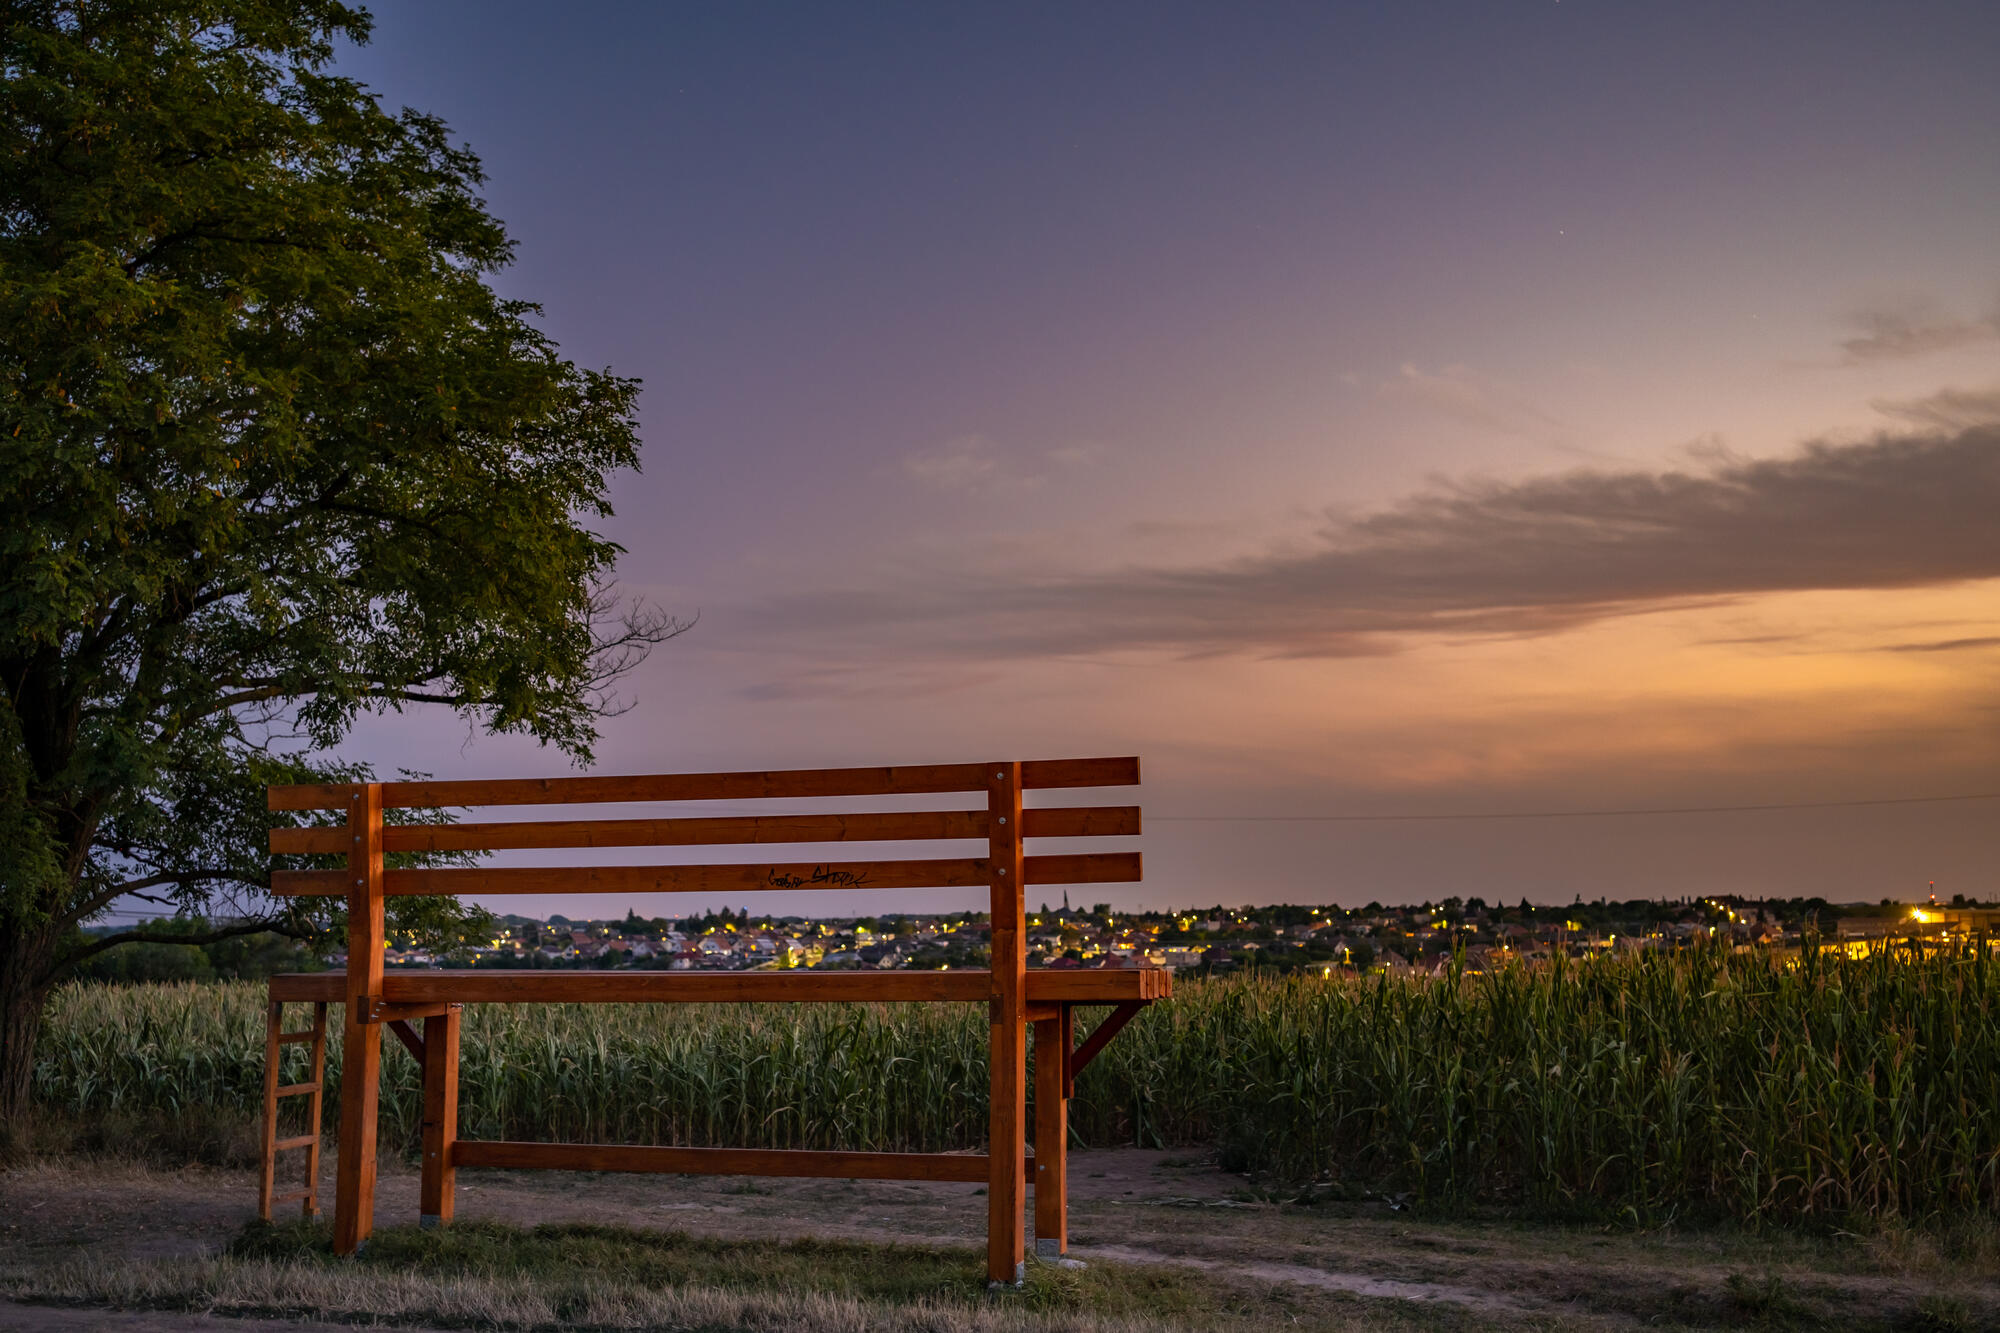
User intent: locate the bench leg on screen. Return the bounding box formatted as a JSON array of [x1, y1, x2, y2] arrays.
[[258, 999, 281, 1220], [1033, 1006, 1072, 1259], [332, 1005, 381, 1254], [420, 1006, 460, 1227], [987, 994, 1027, 1285], [304, 1002, 328, 1218]]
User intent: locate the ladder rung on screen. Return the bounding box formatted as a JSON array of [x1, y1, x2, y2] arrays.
[[276, 1031, 317, 1044], [270, 1188, 316, 1205], [275, 1081, 320, 1097], [274, 1134, 319, 1151]]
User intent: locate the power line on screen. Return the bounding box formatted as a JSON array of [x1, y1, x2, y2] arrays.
[[1151, 791, 2000, 823]]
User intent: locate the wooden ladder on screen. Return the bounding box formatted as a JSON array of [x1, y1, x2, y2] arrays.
[[258, 998, 329, 1220]]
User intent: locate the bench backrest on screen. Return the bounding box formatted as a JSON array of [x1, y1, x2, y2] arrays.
[[267, 756, 1140, 903]]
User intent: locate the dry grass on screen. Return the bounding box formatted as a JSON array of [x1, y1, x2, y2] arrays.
[[7, 1218, 1487, 1332]]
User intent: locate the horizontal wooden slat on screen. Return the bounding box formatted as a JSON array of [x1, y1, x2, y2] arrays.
[[274, 812, 971, 855], [409, 971, 988, 1004], [270, 870, 346, 894], [367, 1002, 452, 1022], [1024, 851, 1141, 886], [274, 1135, 319, 1152], [268, 826, 356, 855], [266, 784, 360, 812], [385, 765, 993, 808], [270, 1187, 317, 1202], [1031, 968, 1173, 1003], [266, 757, 1139, 811], [1021, 756, 1139, 790], [451, 1141, 997, 1182], [1027, 805, 1140, 839], [274, 857, 981, 897], [272, 850, 1139, 897], [267, 968, 1171, 1006], [274, 1081, 320, 1098], [269, 805, 1140, 856], [277, 811, 982, 856], [275, 1031, 317, 1045]]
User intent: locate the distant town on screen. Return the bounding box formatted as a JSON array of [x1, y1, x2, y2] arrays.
[[359, 891, 2000, 974]]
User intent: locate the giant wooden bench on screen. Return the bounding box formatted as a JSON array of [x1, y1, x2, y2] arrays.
[[256, 757, 1165, 1284]]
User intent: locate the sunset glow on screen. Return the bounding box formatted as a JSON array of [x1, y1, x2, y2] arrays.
[[332, 2, 1999, 915]]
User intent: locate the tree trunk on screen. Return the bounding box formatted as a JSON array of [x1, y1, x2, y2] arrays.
[[0, 921, 56, 1145]]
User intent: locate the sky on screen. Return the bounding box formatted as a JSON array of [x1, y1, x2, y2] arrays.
[[323, 1, 2000, 920]]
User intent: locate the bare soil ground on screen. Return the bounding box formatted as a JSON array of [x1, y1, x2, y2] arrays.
[[3, 1150, 1995, 1331]]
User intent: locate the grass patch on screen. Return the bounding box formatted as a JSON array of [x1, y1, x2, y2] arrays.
[[1723, 1270, 1819, 1327], [2, 1104, 262, 1170], [9, 1216, 1472, 1331], [233, 1216, 1188, 1313]]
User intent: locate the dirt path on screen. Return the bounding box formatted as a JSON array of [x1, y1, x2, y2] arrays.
[[1083, 1244, 1543, 1316], [3, 1150, 1995, 1331]]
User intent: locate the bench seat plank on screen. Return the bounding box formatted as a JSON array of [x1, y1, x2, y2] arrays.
[[268, 967, 1169, 1005]]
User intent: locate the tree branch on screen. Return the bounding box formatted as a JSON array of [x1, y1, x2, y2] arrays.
[[52, 916, 307, 981], [63, 869, 264, 931], [113, 870, 255, 896]]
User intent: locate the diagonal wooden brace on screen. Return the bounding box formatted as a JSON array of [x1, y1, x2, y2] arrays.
[[1062, 1000, 1145, 1099], [386, 1019, 426, 1063]]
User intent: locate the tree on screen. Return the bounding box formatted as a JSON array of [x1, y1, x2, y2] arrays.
[[0, 1, 684, 1134]]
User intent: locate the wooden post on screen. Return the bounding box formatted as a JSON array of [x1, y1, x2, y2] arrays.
[[986, 761, 1026, 1286], [1032, 1003, 1072, 1258], [258, 998, 281, 1219], [305, 1001, 328, 1217], [420, 1004, 461, 1226], [334, 782, 384, 1255]]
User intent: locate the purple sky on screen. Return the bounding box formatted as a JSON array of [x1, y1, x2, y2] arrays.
[[326, 2, 2000, 918]]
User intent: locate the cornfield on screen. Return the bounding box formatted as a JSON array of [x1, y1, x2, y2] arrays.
[[33, 943, 2000, 1224]]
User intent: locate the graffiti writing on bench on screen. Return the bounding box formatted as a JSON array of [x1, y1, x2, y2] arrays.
[[768, 865, 872, 890]]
